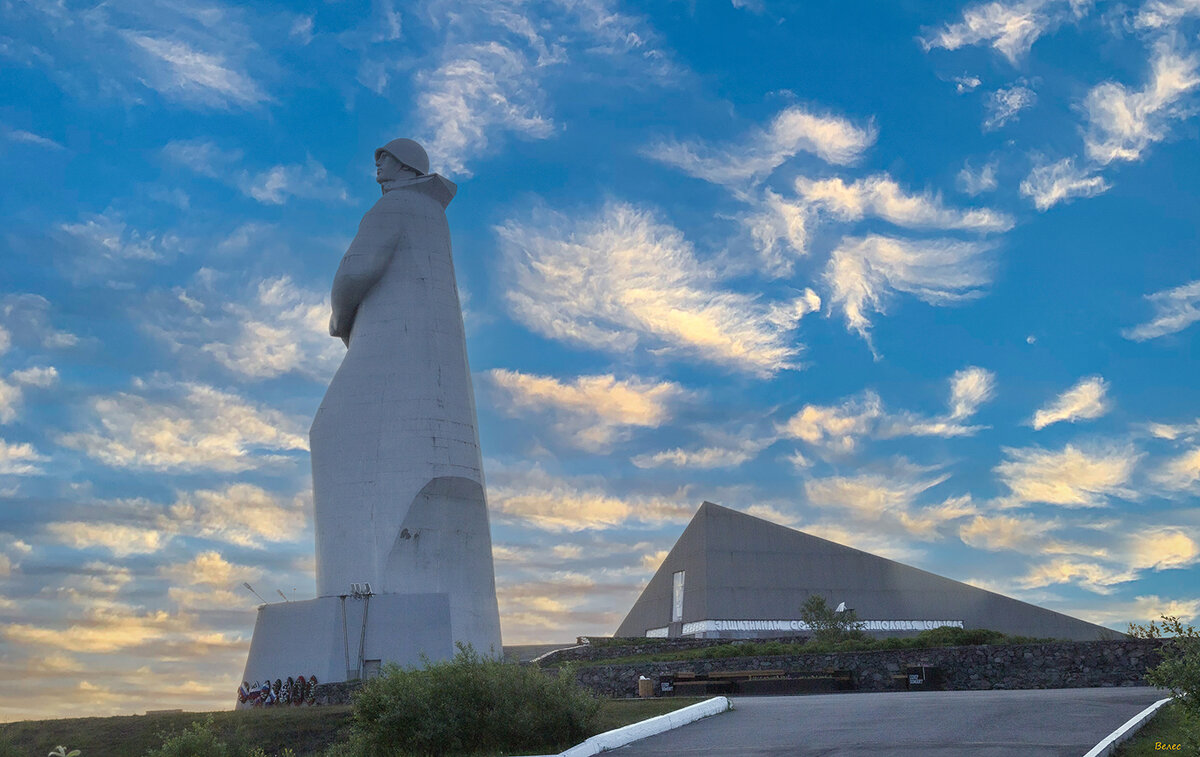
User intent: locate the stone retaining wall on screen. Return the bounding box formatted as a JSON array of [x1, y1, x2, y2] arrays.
[[571, 640, 1164, 698]]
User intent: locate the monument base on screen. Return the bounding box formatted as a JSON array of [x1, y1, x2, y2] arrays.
[[236, 593, 453, 708]]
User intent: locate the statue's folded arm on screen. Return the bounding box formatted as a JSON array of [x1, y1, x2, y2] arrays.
[[329, 204, 405, 343]]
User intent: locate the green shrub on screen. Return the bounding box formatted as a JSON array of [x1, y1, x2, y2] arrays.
[[144, 718, 230, 757], [799, 596, 866, 644], [333, 644, 600, 757], [912, 626, 1007, 647], [1130, 616, 1200, 714]]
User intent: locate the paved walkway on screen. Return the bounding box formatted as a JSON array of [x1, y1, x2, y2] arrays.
[[614, 687, 1164, 756]]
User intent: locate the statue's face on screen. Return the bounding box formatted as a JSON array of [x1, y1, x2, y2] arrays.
[[376, 152, 417, 183]]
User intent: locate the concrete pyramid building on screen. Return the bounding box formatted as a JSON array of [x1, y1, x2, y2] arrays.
[[616, 502, 1115, 641]]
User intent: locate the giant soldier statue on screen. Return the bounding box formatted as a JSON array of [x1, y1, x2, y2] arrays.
[[238, 140, 502, 701]]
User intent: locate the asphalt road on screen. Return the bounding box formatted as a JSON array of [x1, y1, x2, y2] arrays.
[[614, 687, 1166, 756]]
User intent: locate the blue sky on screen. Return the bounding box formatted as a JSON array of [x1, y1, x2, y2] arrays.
[[2, 0, 1199, 719]]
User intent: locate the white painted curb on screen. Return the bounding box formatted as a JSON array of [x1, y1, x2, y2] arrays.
[[1081, 696, 1172, 757], [518, 696, 732, 757]]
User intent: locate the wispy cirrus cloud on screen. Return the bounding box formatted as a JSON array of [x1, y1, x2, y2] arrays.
[[417, 42, 555, 177], [803, 460, 976, 540], [949, 366, 997, 420], [11, 0, 273, 110], [781, 367, 995, 454], [1083, 39, 1200, 165], [794, 175, 1013, 232], [497, 200, 821, 376], [58, 209, 183, 264], [238, 159, 349, 205], [824, 234, 995, 345], [487, 464, 693, 532], [413, 0, 675, 176], [1031, 376, 1109, 429], [145, 269, 344, 383], [1019, 157, 1109, 210], [995, 443, 1140, 507], [162, 139, 243, 178], [1123, 278, 1200, 341], [1135, 0, 1200, 30], [57, 379, 307, 473], [488, 369, 688, 452], [983, 82, 1036, 130], [921, 0, 1089, 65], [122, 32, 267, 108], [644, 104, 876, 187], [632, 425, 775, 470], [957, 161, 998, 195]]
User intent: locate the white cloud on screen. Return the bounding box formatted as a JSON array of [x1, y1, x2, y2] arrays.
[[122, 32, 266, 108], [290, 15, 314, 44], [955, 75, 982, 93], [921, 0, 1086, 64], [1123, 278, 1200, 341], [995, 443, 1140, 507], [1, 294, 79, 350], [949, 366, 996, 419], [0, 438, 46, 474], [632, 433, 773, 469], [411, 0, 673, 176], [1135, 0, 1200, 32], [741, 189, 813, 275], [58, 381, 307, 473], [803, 464, 975, 540], [1153, 447, 1200, 491], [3, 127, 63, 150], [417, 42, 554, 178], [957, 161, 999, 196], [147, 273, 344, 383], [498, 200, 821, 376], [983, 83, 1036, 130], [169, 484, 307, 547], [0, 380, 19, 424], [202, 277, 341, 381], [1077, 594, 1200, 626], [162, 139, 242, 178], [1017, 558, 1135, 594], [9, 366, 58, 388], [1084, 40, 1200, 165], [1019, 157, 1109, 210], [46, 522, 166, 557], [487, 465, 693, 532], [782, 392, 883, 453], [824, 234, 994, 344], [58, 209, 182, 263], [239, 159, 349, 205], [644, 104, 876, 187], [1031, 376, 1109, 429], [795, 174, 1013, 232], [0, 325, 9, 355], [1127, 527, 1200, 572], [488, 369, 687, 451], [782, 368, 993, 453]]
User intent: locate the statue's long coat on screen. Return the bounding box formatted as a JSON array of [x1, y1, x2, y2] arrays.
[[310, 174, 501, 652]]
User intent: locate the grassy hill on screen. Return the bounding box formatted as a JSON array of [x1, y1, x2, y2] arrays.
[[0, 698, 704, 757]]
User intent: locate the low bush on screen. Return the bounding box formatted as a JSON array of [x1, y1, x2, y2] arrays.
[[332, 645, 599, 757], [574, 627, 1060, 665], [144, 718, 231, 757], [1128, 615, 1200, 752]]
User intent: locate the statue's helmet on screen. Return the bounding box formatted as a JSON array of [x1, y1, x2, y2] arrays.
[[375, 138, 429, 176]]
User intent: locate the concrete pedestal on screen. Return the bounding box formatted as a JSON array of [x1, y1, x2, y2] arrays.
[[237, 592, 455, 705]]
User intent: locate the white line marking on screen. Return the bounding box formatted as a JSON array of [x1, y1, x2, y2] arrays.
[[1081, 696, 1172, 757]]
